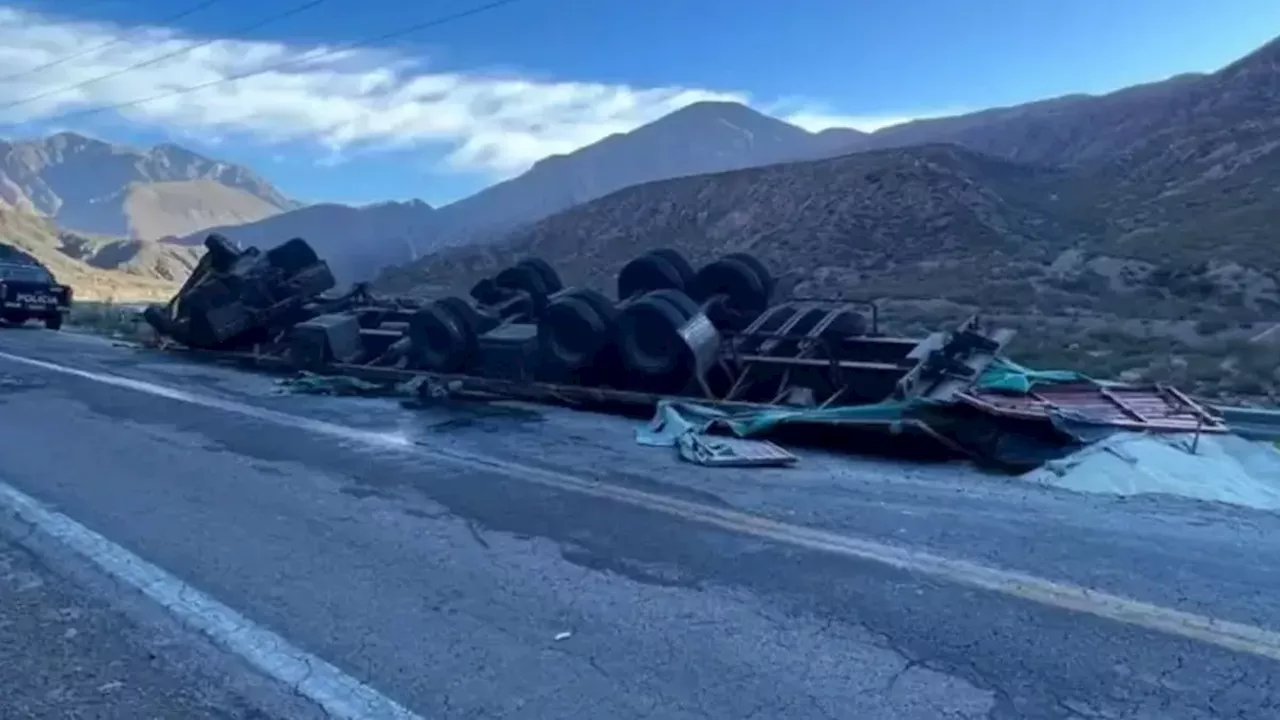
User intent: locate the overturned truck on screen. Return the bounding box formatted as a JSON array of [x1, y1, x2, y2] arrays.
[[142, 234, 343, 349], [143, 236, 1229, 470]]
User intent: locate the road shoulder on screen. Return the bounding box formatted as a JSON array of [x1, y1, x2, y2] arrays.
[[0, 522, 319, 720]]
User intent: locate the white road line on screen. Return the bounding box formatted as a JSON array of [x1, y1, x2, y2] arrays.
[[0, 479, 424, 720], [4, 349, 1280, 665]]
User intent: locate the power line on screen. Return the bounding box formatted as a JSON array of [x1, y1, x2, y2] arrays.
[[0, 0, 226, 85], [0, 0, 329, 116], [14, 0, 526, 128]]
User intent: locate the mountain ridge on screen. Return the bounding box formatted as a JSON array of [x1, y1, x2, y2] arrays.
[[0, 132, 299, 241], [188, 61, 1228, 284]]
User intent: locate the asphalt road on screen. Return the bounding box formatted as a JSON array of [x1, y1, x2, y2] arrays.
[[0, 527, 325, 720], [0, 327, 1278, 719]]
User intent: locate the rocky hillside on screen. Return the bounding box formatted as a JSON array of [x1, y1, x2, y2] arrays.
[[376, 145, 1094, 302], [0, 202, 199, 301], [171, 199, 436, 286], [0, 133, 299, 240]]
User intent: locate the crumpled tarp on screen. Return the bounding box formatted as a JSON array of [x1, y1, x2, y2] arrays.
[[974, 357, 1114, 393], [1023, 432, 1280, 511], [636, 398, 918, 443], [637, 401, 799, 467], [635, 356, 1179, 472]]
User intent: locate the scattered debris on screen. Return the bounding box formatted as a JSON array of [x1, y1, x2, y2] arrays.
[[678, 434, 798, 468], [276, 373, 387, 397], [554, 631, 572, 641], [637, 401, 798, 467]]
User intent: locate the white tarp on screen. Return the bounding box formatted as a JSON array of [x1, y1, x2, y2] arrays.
[[1023, 432, 1280, 511]]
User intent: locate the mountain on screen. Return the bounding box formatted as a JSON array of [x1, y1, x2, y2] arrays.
[[0, 201, 200, 301], [170, 199, 436, 286], [192, 101, 859, 282], [427, 101, 835, 241], [0, 132, 299, 240]]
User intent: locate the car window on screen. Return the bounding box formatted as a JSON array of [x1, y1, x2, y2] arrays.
[[0, 264, 55, 283]]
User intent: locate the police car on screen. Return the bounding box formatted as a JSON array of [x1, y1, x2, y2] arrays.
[[0, 261, 73, 330]]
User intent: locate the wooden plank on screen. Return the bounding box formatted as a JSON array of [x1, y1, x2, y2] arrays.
[[1099, 386, 1150, 423]]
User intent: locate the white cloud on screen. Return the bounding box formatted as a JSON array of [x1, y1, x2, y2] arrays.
[[0, 6, 947, 176]]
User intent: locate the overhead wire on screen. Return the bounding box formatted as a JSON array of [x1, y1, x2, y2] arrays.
[[0, 0, 330, 116], [0, 0, 227, 84], [12, 0, 526, 128]]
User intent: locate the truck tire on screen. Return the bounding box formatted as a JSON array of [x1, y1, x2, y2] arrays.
[[538, 290, 616, 373], [615, 289, 701, 378], [517, 258, 564, 294], [469, 277, 506, 306], [44, 313, 63, 331], [645, 249, 696, 291], [693, 256, 770, 329], [721, 252, 775, 299], [617, 252, 689, 301], [638, 287, 700, 320], [494, 263, 551, 313], [409, 297, 480, 373]]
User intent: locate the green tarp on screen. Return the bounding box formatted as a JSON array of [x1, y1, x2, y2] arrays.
[[637, 355, 1129, 472], [974, 357, 1102, 393]]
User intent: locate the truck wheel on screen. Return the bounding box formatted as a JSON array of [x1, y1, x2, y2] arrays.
[[409, 298, 479, 373], [517, 258, 564, 294], [693, 256, 770, 329], [615, 289, 701, 378], [44, 314, 63, 331], [645, 249, 696, 291], [721, 252, 776, 299], [494, 264, 551, 313], [617, 252, 690, 301], [538, 289, 618, 373]]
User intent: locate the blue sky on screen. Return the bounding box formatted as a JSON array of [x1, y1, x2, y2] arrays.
[[1, 0, 1277, 207]]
